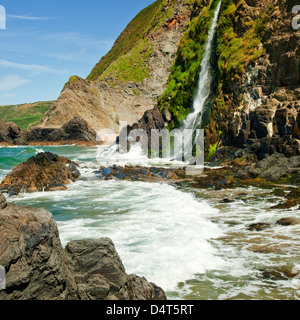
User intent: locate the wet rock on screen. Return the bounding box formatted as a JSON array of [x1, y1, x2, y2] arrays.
[[44, 184, 68, 192], [276, 218, 299, 226], [247, 223, 271, 232], [0, 152, 80, 196], [237, 153, 300, 182], [271, 188, 300, 209], [95, 165, 186, 182], [221, 198, 235, 204]]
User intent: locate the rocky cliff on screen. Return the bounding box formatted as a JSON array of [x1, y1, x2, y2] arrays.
[[40, 0, 196, 133], [0, 194, 166, 300], [157, 0, 300, 161]]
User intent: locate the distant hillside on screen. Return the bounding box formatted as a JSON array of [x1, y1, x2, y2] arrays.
[[0, 101, 54, 130]]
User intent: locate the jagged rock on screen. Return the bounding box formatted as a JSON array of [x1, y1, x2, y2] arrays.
[[0, 203, 70, 300], [64, 239, 166, 300], [118, 107, 167, 151], [0, 120, 21, 144], [24, 116, 97, 144], [0, 202, 167, 300], [237, 153, 300, 182], [0, 152, 80, 196]]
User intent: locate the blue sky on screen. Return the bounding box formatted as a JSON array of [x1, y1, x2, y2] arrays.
[[0, 0, 155, 105]]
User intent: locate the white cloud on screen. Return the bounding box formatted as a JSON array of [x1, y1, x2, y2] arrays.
[[7, 14, 55, 21], [0, 75, 31, 92], [2, 93, 16, 98], [0, 59, 68, 76]]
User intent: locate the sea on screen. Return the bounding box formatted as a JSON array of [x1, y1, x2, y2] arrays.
[[0, 144, 299, 300]]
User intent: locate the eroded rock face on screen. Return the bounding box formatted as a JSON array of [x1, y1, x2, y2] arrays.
[[0, 196, 167, 301], [0, 152, 80, 196], [0, 203, 69, 300], [0, 120, 21, 145], [39, 1, 192, 133]]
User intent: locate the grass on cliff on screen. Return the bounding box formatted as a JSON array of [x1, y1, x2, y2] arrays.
[[87, 0, 176, 83], [0, 101, 53, 130]]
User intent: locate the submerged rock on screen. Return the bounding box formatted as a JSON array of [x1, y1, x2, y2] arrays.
[[0, 197, 167, 300], [247, 223, 271, 232], [95, 165, 186, 182], [0, 152, 80, 196]]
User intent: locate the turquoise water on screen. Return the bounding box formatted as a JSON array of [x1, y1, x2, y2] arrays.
[[1, 145, 299, 300]]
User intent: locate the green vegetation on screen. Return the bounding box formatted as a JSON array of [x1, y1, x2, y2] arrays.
[[216, 0, 273, 87], [157, 0, 220, 129], [87, 0, 177, 83], [0, 101, 53, 130], [157, 0, 274, 158]]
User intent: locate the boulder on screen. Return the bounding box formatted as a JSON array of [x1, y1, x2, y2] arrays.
[[0, 152, 80, 196], [276, 218, 299, 226], [64, 239, 166, 300], [0, 120, 21, 144], [0, 202, 70, 300], [24, 116, 97, 144], [0, 201, 167, 300]]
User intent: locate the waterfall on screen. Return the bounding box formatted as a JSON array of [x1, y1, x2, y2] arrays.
[[183, 1, 222, 132]]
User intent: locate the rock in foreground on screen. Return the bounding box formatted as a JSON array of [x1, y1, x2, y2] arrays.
[[0, 152, 80, 196], [0, 199, 166, 300]]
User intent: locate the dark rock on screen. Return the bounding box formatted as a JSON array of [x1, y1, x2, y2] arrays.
[[221, 198, 235, 203], [24, 116, 97, 144], [0, 120, 22, 144], [276, 217, 299, 226], [0, 152, 80, 195], [0, 204, 167, 300], [0, 204, 70, 300], [237, 153, 300, 182], [247, 223, 271, 231], [118, 107, 166, 152], [95, 165, 186, 182]]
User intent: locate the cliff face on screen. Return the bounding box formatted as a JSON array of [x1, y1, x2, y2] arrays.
[[211, 0, 300, 160], [40, 0, 194, 133], [156, 0, 299, 160], [40, 0, 299, 160]]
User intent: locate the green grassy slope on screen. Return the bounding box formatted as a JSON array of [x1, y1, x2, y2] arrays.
[[87, 0, 177, 82], [0, 101, 54, 130]]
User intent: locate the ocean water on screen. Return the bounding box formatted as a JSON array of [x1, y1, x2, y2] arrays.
[[0, 145, 299, 300]]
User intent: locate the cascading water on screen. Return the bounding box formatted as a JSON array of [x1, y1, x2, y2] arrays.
[[183, 1, 222, 132]]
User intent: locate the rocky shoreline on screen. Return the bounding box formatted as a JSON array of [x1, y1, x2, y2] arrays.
[[0, 149, 299, 300], [0, 193, 166, 300]]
